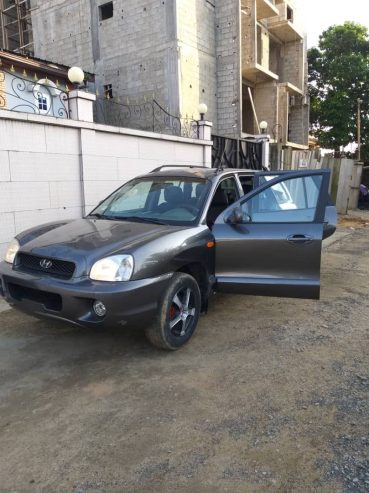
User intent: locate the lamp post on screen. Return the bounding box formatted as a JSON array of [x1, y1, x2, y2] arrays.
[[67, 66, 95, 122], [357, 98, 363, 161], [259, 120, 268, 134], [67, 66, 85, 89], [198, 103, 208, 121]]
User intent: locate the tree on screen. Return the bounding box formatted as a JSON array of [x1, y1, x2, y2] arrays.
[[308, 22, 369, 159]]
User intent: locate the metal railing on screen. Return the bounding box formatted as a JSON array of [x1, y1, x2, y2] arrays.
[[94, 96, 199, 138], [0, 67, 69, 118]]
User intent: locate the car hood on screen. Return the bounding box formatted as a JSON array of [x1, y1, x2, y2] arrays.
[[18, 218, 186, 277]]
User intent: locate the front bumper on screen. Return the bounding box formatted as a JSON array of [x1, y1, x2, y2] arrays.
[[0, 261, 172, 328]]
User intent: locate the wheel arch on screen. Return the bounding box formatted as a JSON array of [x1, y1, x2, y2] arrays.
[[176, 262, 211, 311]]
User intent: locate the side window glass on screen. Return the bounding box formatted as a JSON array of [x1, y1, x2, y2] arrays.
[[220, 178, 239, 205], [241, 175, 322, 223], [238, 175, 254, 195], [207, 177, 239, 227]]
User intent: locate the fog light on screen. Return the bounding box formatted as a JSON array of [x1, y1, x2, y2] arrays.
[[93, 300, 106, 317]]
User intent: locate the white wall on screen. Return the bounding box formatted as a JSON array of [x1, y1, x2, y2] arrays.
[[0, 110, 211, 258]]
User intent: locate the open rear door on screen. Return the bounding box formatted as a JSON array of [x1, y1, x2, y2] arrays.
[[212, 170, 331, 299]]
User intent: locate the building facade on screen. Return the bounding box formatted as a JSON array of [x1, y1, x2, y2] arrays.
[[2, 0, 308, 147]]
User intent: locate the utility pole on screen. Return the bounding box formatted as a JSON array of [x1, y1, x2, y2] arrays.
[[357, 98, 363, 161]]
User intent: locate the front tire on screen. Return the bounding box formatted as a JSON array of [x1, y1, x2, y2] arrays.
[[145, 273, 201, 350]]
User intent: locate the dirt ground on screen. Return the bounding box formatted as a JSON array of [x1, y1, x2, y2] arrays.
[[1, 226, 369, 493]]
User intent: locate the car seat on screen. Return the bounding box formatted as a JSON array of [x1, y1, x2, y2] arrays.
[[157, 185, 184, 212]]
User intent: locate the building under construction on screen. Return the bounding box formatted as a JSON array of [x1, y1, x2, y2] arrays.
[[0, 0, 33, 55]]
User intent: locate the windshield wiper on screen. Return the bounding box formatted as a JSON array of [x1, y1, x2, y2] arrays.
[[117, 216, 167, 225], [88, 213, 116, 220]]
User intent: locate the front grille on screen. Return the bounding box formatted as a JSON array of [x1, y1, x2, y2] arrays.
[[8, 283, 62, 311], [15, 253, 75, 280]]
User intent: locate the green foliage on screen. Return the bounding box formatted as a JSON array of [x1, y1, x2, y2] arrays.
[[308, 22, 369, 159]]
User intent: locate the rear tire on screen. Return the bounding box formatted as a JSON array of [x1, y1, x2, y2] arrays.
[[145, 273, 201, 350]]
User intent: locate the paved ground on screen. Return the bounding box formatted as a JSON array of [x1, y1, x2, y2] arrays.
[[1, 225, 369, 493]]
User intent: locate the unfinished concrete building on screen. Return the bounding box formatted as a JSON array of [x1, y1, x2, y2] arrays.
[[2, 0, 308, 147]]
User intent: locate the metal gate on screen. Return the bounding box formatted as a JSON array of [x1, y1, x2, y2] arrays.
[[212, 135, 263, 170]]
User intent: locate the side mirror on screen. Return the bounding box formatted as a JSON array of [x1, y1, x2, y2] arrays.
[[226, 206, 248, 224]]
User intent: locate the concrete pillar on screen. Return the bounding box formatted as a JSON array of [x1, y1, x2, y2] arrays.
[[198, 120, 213, 141], [68, 90, 96, 122], [197, 120, 213, 168]]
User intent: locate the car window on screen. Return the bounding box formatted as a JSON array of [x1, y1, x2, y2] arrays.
[[109, 180, 152, 212], [207, 177, 239, 228], [90, 177, 210, 226], [238, 175, 254, 195], [241, 175, 322, 223]]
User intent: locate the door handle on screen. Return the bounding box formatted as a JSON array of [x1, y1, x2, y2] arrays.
[[287, 234, 313, 244]]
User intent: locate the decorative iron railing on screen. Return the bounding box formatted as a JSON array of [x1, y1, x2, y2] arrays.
[[0, 67, 69, 118], [212, 135, 263, 170], [94, 96, 199, 138]]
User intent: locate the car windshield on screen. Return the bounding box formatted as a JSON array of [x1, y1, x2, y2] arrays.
[[89, 177, 210, 225]]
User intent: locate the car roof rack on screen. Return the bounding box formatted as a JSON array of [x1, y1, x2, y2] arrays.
[[151, 165, 213, 172]]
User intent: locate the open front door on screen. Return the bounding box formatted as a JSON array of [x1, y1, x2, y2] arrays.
[[212, 170, 331, 300]]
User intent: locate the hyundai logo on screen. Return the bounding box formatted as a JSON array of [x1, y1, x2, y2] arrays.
[[40, 259, 53, 269]]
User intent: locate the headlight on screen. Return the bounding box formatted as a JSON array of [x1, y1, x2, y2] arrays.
[[5, 238, 20, 264], [90, 255, 134, 282]]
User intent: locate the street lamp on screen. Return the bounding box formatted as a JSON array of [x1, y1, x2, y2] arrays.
[[198, 103, 208, 121], [260, 120, 268, 134], [357, 98, 363, 161], [67, 66, 85, 89]]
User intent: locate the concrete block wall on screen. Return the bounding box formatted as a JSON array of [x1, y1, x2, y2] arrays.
[[30, 0, 94, 69], [254, 81, 278, 131], [281, 40, 304, 90], [177, 0, 217, 124], [241, 0, 257, 68], [215, 0, 242, 137], [0, 110, 211, 258], [31, 0, 180, 119]]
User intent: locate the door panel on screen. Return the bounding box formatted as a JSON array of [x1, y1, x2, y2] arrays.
[[214, 222, 323, 299], [212, 170, 331, 300]]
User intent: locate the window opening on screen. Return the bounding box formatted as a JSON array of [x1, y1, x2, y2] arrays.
[[287, 6, 293, 21], [37, 94, 48, 111], [99, 2, 113, 21], [104, 84, 113, 98], [0, 0, 34, 55]]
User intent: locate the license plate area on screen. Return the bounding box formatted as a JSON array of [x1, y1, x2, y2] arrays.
[[7, 283, 62, 312]]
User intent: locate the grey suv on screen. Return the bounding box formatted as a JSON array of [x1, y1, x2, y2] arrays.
[[0, 166, 336, 350]]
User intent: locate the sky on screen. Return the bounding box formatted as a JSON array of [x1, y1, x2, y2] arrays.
[[297, 0, 368, 48]]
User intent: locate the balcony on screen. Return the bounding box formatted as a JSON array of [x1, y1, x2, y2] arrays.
[[267, 1, 303, 42], [256, 0, 279, 20], [268, 19, 303, 42], [242, 63, 279, 84]]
